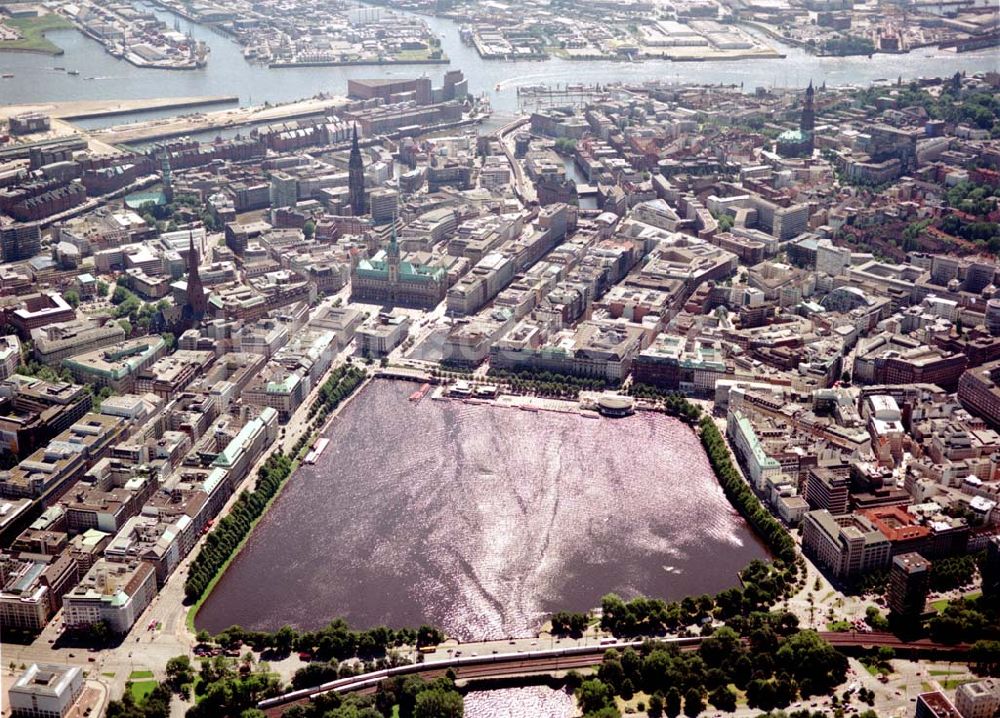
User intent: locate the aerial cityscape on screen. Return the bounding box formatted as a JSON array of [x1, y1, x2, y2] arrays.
[[0, 0, 998, 717]]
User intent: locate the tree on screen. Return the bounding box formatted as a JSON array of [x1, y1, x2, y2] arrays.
[[708, 685, 737, 712], [272, 625, 296, 655], [550, 610, 589, 637], [583, 708, 621, 718], [416, 625, 444, 648], [118, 319, 132, 336], [97, 280, 109, 297], [165, 655, 193, 692], [303, 220, 316, 239], [664, 686, 682, 718], [746, 679, 778, 711], [776, 630, 847, 696], [413, 687, 463, 718], [598, 659, 624, 692], [683, 687, 705, 717], [112, 285, 132, 305], [577, 679, 614, 714], [64, 289, 80, 308]]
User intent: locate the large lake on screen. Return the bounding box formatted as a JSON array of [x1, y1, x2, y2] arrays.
[[196, 380, 768, 639]]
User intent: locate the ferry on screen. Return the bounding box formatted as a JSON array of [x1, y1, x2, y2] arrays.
[[1, 74, 12, 79], [303, 437, 331, 465], [67, 69, 80, 76], [409, 382, 431, 403]]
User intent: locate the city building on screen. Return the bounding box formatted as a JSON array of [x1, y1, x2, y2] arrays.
[[62, 337, 168, 393], [1, 223, 42, 263], [8, 663, 84, 718], [959, 360, 1000, 428], [62, 557, 157, 634], [727, 409, 782, 491], [916, 692, 962, 718], [357, 312, 411, 357], [0, 334, 21, 380], [955, 680, 1000, 718], [805, 466, 851, 516], [888, 552, 930, 618], [350, 227, 448, 309], [801, 509, 892, 579]]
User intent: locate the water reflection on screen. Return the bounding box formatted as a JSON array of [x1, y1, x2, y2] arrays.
[[196, 380, 767, 638], [464, 686, 576, 718]]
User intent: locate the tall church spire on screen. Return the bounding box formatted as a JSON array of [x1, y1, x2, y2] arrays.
[[184, 230, 207, 326], [800, 81, 815, 134], [348, 123, 366, 216], [800, 81, 816, 156]]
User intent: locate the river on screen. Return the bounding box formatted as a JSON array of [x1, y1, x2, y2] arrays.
[[196, 380, 768, 638], [0, 4, 997, 124]]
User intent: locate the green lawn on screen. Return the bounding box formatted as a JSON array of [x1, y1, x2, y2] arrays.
[[942, 678, 973, 691], [101, 672, 116, 678], [129, 670, 155, 680], [827, 620, 852, 632], [931, 591, 982, 612], [129, 680, 158, 703], [0, 15, 72, 55]]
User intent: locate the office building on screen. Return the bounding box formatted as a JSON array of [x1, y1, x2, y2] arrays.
[[805, 466, 851, 516], [8, 663, 84, 718], [1, 223, 42, 263], [955, 680, 1000, 718], [62, 557, 157, 634], [983, 535, 1000, 599], [888, 552, 930, 618], [916, 691, 961, 718], [959, 360, 1000, 428], [801, 509, 892, 579], [269, 172, 298, 209]]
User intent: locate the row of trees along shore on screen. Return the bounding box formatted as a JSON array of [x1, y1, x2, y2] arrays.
[[184, 365, 365, 602], [629, 383, 799, 566]]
